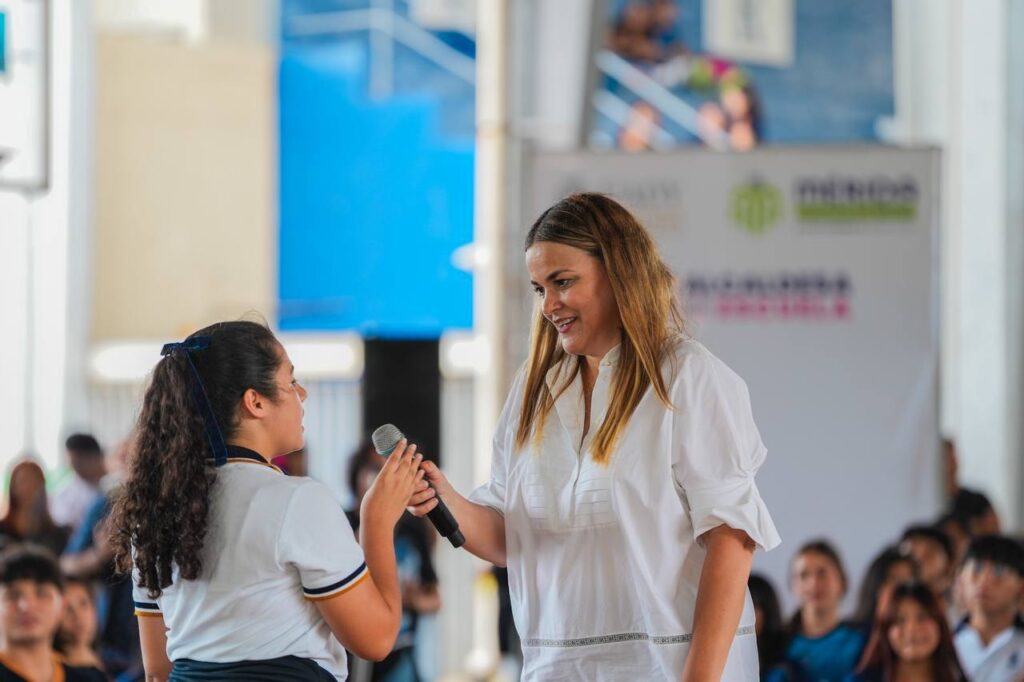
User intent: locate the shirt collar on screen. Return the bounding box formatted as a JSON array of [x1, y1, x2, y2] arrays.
[[544, 344, 622, 391], [225, 444, 283, 473]]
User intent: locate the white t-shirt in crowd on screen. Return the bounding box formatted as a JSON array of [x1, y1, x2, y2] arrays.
[[50, 475, 101, 533], [470, 338, 781, 681], [954, 622, 1024, 682], [133, 449, 366, 680]]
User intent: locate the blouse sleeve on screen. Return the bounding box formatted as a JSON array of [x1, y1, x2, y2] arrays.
[[671, 348, 781, 552], [468, 366, 527, 516]]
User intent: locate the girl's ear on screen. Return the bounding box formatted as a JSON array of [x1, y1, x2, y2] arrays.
[[239, 388, 266, 419]]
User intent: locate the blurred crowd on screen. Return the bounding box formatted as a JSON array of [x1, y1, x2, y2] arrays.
[[751, 440, 1024, 682], [4, 433, 1022, 681], [0, 433, 442, 682]]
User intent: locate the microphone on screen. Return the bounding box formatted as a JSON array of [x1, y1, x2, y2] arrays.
[[372, 424, 466, 548]]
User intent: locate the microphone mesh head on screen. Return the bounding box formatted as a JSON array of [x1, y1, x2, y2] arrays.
[[371, 424, 404, 456]]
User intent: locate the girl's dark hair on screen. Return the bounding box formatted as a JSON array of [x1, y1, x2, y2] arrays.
[[749, 573, 788, 672], [851, 544, 917, 628], [749, 573, 784, 633], [856, 581, 967, 682], [789, 539, 848, 634], [110, 320, 282, 598]]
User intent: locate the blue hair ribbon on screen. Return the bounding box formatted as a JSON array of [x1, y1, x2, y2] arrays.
[[161, 336, 228, 467]]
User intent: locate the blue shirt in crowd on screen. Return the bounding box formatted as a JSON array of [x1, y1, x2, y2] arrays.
[[779, 624, 867, 682]]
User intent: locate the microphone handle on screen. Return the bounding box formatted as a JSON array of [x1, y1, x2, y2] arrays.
[[424, 487, 466, 548]]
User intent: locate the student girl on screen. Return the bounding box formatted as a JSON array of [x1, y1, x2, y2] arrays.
[[110, 320, 424, 681]]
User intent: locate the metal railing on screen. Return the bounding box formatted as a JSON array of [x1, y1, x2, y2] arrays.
[[285, 3, 476, 101], [595, 49, 729, 150]]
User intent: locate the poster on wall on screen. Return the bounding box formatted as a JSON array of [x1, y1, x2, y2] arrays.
[[518, 147, 940, 605], [597, 0, 893, 152], [0, 0, 47, 191]]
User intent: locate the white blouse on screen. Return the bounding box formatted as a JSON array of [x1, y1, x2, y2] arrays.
[[470, 338, 781, 681]]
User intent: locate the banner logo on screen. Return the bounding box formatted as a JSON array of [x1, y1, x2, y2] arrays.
[[730, 181, 782, 235], [795, 175, 918, 222]]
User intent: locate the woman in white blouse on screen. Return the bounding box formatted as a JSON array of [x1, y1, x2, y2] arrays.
[[410, 192, 782, 680]]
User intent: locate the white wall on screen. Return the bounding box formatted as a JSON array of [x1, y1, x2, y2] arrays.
[[891, 0, 1023, 527], [0, 0, 94, 471]]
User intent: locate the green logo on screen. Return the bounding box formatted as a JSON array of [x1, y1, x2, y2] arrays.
[[730, 181, 783, 235]]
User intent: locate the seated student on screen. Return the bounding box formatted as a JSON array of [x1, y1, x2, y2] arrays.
[[0, 545, 106, 681], [954, 535, 1024, 682], [850, 545, 917, 631], [345, 439, 440, 681], [900, 525, 955, 602], [781, 540, 867, 682], [848, 581, 967, 682], [0, 461, 70, 556], [749, 573, 790, 681], [55, 577, 105, 671], [109, 321, 423, 680]]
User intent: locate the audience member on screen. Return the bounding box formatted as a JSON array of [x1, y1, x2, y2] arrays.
[[851, 545, 917, 631], [60, 440, 141, 679], [50, 435, 105, 534], [954, 535, 1024, 681], [781, 540, 867, 681], [900, 525, 955, 602], [55, 577, 104, 671], [0, 545, 106, 681], [749, 573, 790, 680], [0, 461, 69, 556], [848, 581, 967, 682], [346, 439, 440, 681], [944, 438, 1002, 537]]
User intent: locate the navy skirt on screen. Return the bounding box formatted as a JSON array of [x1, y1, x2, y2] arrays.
[[169, 656, 336, 681]]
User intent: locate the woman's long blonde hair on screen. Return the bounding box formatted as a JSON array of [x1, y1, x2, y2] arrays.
[[516, 192, 684, 464]]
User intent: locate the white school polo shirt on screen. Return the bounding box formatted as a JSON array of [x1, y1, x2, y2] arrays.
[[955, 622, 1024, 682], [133, 447, 367, 680], [470, 338, 781, 681]]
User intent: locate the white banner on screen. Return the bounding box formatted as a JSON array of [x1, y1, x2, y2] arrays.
[[518, 147, 941, 609]]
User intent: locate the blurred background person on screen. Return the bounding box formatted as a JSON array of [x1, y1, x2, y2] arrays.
[[50, 435, 106, 535], [0, 461, 69, 556], [55, 577, 105, 672], [954, 535, 1024, 681], [346, 439, 441, 682], [850, 545, 917, 632], [782, 540, 866, 682], [60, 439, 140, 679], [900, 525, 955, 607], [749, 573, 791, 681], [0, 545, 106, 681], [849, 581, 967, 682]]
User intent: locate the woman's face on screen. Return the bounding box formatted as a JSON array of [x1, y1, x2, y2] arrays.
[[887, 597, 940, 663], [59, 582, 97, 647], [526, 241, 621, 361], [792, 551, 845, 612], [263, 347, 308, 456]]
